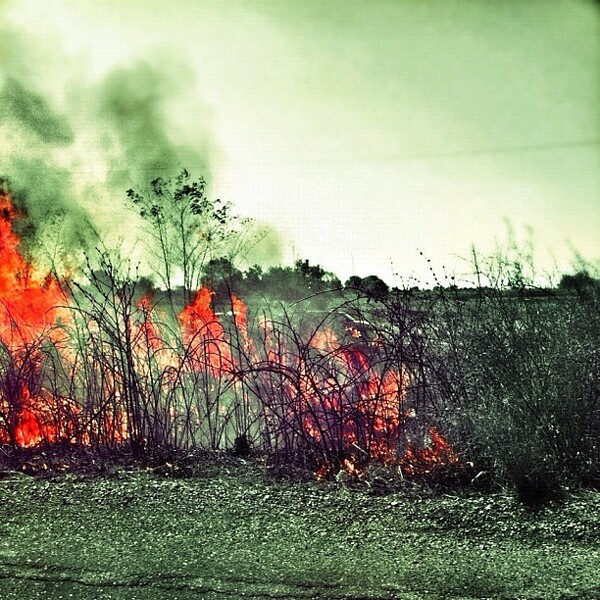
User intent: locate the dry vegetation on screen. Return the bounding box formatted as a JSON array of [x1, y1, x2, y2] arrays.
[[0, 176, 599, 597]]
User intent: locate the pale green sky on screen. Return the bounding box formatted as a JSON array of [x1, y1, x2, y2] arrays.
[[2, 0, 599, 285]]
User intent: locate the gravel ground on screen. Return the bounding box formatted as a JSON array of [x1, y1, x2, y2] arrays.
[[0, 468, 599, 599]]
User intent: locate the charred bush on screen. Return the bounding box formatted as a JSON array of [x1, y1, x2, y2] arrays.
[[231, 433, 251, 457]]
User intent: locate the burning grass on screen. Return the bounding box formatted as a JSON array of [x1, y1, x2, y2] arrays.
[[0, 183, 599, 502], [0, 178, 599, 597], [0, 468, 599, 599], [0, 187, 462, 482]]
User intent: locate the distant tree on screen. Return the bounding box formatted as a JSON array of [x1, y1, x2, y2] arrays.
[[294, 259, 341, 294], [260, 265, 300, 302], [361, 275, 389, 301], [344, 274, 389, 301], [202, 256, 235, 283], [255, 260, 340, 302], [244, 264, 264, 289], [559, 271, 598, 293], [344, 275, 363, 290], [202, 257, 244, 304], [127, 170, 250, 305]]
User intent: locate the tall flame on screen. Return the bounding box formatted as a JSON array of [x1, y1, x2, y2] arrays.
[[178, 287, 232, 375], [0, 190, 70, 446], [0, 193, 66, 346]]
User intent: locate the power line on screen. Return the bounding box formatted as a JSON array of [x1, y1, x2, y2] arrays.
[[398, 138, 600, 161], [6, 138, 598, 175], [215, 138, 600, 168]]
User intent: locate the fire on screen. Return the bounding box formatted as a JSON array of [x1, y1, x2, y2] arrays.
[[0, 193, 67, 346], [0, 190, 72, 447], [298, 333, 405, 461], [302, 331, 458, 479], [7, 386, 79, 448], [0, 185, 458, 477], [136, 295, 164, 354], [178, 287, 233, 375], [252, 313, 458, 479], [399, 426, 458, 477]]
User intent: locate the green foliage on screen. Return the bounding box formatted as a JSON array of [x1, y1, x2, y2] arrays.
[[127, 170, 249, 304], [559, 270, 600, 296], [201, 257, 244, 304], [239, 259, 341, 304], [345, 274, 389, 301]]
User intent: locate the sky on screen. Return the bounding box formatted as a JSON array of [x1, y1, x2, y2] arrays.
[[1, 0, 599, 287]]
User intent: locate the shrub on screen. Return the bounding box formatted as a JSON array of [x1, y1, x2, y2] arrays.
[[426, 247, 600, 501]]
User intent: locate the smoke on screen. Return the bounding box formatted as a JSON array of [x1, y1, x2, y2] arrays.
[[1, 78, 74, 145], [241, 221, 285, 269], [0, 2, 287, 283], [0, 21, 92, 271], [0, 17, 30, 83], [0, 7, 215, 278], [95, 60, 211, 191], [3, 160, 93, 265]]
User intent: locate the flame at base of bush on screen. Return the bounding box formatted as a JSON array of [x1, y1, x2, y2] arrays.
[[314, 426, 458, 482], [0, 187, 460, 479], [269, 328, 460, 481]]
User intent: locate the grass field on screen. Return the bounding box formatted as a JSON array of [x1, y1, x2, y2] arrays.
[[0, 463, 599, 600]]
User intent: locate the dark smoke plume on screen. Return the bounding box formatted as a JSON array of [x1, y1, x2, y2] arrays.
[[2, 160, 94, 266], [96, 61, 211, 191], [1, 78, 74, 145], [0, 3, 283, 281], [0, 11, 214, 278]]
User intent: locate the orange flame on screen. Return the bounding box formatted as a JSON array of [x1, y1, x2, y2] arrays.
[[178, 287, 234, 375], [253, 316, 458, 478], [0, 187, 459, 473], [0, 194, 67, 346], [0, 191, 72, 446]]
